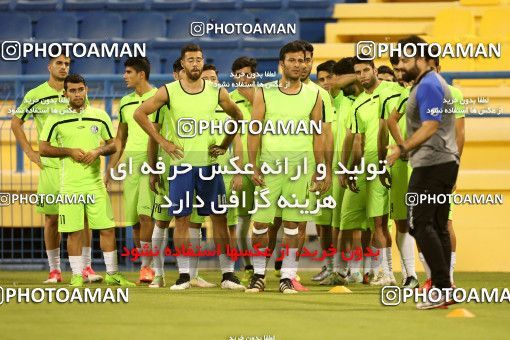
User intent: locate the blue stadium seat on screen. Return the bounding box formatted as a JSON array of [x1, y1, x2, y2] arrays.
[[63, 0, 106, 10], [242, 10, 299, 48], [79, 13, 122, 41], [0, 60, 22, 75], [204, 49, 245, 75], [149, 0, 192, 10], [0, 13, 32, 41], [151, 12, 209, 49], [35, 13, 78, 41], [123, 12, 167, 41], [106, 0, 146, 10], [25, 56, 50, 75], [288, 0, 329, 8], [241, 0, 282, 9], [199, 11, 255, 48], [195, 0, 238, 10], [72, 57, 116, 74], [0, 0, 11, 11], [15, 0, 58, 10]]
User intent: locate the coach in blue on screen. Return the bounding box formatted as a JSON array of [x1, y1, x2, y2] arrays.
[[387, 35, 459, 310]]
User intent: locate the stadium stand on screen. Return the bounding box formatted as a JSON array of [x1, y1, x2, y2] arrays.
[[78, 12, 123, 41]]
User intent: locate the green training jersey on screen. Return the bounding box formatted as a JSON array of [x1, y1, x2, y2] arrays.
[[118, 88, 160, 156], [15, 82, 70, 169], [334, 93, 356, 165], [391, 86, 411, 145], [260, 80, 320, 165], [230, 88, 253, 166], [40, 106, 114, 193], [350, 81, 398, 163], [163, 79, 220, 166], [210, 105, 233, 167], [305, 80, 334, 123], [449, 85, 466, 119]]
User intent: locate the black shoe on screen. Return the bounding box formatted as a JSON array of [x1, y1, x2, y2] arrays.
[[279, 278, 297, 294], [246, 274, 265, 293], [403, 276, 419, 289]]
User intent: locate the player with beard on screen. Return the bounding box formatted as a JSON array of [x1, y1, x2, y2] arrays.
[[134, 44, 245, 291], [387, 35, 459, 309], [246, 41, 325, 294]]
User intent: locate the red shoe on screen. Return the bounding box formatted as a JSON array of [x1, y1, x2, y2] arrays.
[[291, 278, 309, 292], [43, 270, 62, 284], [418, 278, 432, 292], [138, 266, 155, 283], [82, 266, 103, 283]]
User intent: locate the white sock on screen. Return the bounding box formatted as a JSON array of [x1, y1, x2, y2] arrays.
[[281, 248, 298, 280], [46, 248, 61, 272], [338, 251, 349, 277], [450, 252, 456, 283], [363, 248, 371, 275], [380, 248, 389, 276], [81, 247, 92, 269], [400, 232, 417, 278], [396, 232, 407, 278], [176, 255, 190, 274], [253, 247, 267, 276], [385, 247, 394, 277], [326, 256, 333, 271], [419, 252, 431, 279], [161, 228, 168, 274], [140, 241, 151, 268], [151, 225, 165, 276], [219, 253, 235, 275], [189, 228, 201, 278], [103, 250, 118, 275], [69, 255, 83, 276], [333, 246, 340, 272]]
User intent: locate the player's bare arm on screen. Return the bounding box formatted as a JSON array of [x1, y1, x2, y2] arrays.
[[148, 122, 163, 193], [11, 116, 42, 168], [387, 107, 405, 146], [248, 87, 265, 187], [104, 123, 128, 189], [82, 138, 116, 165], [311, 93, 327, 194], [387, 120, 439, 166], [211, 87, 244, 157], [377, 118, 392, 189], [133, 86, 183, 160], [39, 140, 85, 162]]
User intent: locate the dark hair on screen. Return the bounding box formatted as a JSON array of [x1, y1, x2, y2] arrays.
[[181, 43, 203, 59], [333, 57, 354, 76], [203, 64, 217, 73], [64, 74, 86, 90], [49, 45, 71, 62], [279, 41, 306, 61], [295, 40, 313, 56], [351, 55, 375, 69], [173, 57, 183, 73], [397, 35, 429, 59], [232, 56, 257, 73], [316, 60, 335, 74], [377, 65, 395, 77], [389, 53, 400, 66], [426, 44, 440, 67], [124, 57, 150, 80]]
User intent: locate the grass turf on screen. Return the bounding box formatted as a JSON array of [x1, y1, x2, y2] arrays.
[[1, 271, 509, 339]]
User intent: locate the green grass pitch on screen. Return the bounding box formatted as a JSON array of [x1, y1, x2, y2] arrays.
[[1, 271, 509, 339]]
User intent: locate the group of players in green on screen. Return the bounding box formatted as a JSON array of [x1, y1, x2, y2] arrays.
[[11, 37, 464, 293]]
